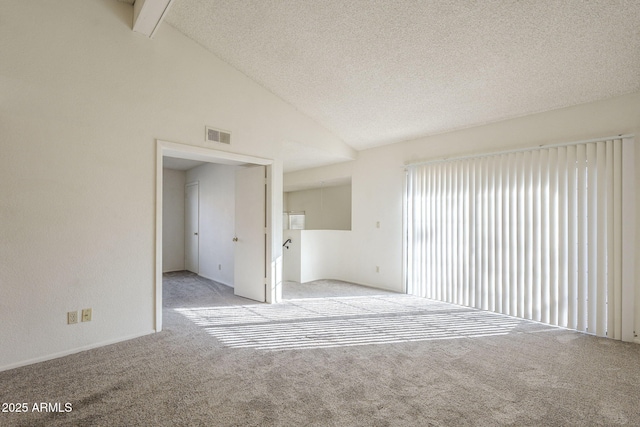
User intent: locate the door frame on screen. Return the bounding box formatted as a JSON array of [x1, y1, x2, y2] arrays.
[[155, 139, 283, 332], [184, 181, 199, 274]]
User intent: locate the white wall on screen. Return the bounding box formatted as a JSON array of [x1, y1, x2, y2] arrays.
[[3, 1, 638, 372], [185, 163, 236, 287], [162, 168, 186, 272], [285, 184, 351, 230], [282, 229, 352, 283], [283, 229, 301, 282], [299, 230, 353, 283], [0, 0, 353, 371], [284, 92, 640, 312]]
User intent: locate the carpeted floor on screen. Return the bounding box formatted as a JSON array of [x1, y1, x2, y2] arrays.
[[1, 271, 639, 426]]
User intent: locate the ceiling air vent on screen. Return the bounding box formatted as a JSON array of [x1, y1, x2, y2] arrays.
[[206, 126, 231, 144]]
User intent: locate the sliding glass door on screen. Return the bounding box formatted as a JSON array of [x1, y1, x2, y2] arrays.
[[405, 136, 635, 341]]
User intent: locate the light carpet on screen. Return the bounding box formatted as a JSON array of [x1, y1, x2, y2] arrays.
[[1, 271, 639, 426]]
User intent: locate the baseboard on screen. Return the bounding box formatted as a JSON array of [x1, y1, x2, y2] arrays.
[[217, 281, 233, 288], [0, 330, 155, 373], [321, 277, 402, 294], [198, 272, 233, 288]]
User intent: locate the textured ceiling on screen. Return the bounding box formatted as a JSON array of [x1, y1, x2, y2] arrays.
[[163, 0, 640, 151]]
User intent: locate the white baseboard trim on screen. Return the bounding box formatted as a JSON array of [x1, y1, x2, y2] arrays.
[[0, 330, 155, 373], [163, 268, 185, 273], [198, 273, 233, 288]]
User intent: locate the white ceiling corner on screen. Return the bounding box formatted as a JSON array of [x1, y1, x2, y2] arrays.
[[284, 176, 351, 193], [280, 140, 355, 173]]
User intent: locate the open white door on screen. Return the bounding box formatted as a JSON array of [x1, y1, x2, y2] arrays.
[[234, 166, 266, 302], [185, 182, 199, 273]]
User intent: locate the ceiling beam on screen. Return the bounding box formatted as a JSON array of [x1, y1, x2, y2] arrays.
[[132, 0, 174, 38]]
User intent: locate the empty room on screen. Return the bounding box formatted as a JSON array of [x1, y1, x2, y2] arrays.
[[1, 0, 640, 425]]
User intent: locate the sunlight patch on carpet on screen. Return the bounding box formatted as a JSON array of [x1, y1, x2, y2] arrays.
[[176, 295, 531, 350], [176, 295, 467, 327]]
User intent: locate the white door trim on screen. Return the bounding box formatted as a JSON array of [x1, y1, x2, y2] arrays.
[[155, 139, 280, 332], [184, 181, 199, 274]]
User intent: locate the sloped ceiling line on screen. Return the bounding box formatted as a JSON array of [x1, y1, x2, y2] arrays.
[[118, 0, 640, 169], [163, 0, 640, 151]]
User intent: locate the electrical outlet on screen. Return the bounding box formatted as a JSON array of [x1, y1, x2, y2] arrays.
[[218, 264, 222, 270], [81, 308, 92, 322], [376, 266, 380, 273], [67, 311, 78, 324]]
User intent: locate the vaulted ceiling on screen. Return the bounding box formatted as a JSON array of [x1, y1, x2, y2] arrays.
[[128, 0, 640, 153]]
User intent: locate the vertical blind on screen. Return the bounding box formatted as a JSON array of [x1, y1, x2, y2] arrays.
[[406, 137, 634, 340]]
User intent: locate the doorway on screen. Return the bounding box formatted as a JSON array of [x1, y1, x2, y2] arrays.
[[184, 181, 199, 274], [155, 140, 282, 332]]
